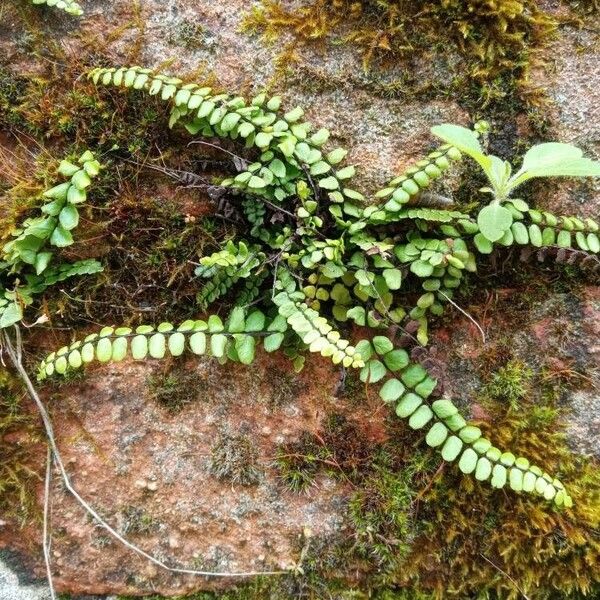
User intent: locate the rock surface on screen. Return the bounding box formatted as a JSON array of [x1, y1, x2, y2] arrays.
[[0, 0, 599, 597]]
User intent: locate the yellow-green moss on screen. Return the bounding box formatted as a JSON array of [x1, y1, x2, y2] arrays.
[[0, 368, 43, 527], [243, 0, 557, 108]]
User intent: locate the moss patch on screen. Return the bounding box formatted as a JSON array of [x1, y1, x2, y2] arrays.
[[243, 0, 557, 111], [0, 368, 43, 527]]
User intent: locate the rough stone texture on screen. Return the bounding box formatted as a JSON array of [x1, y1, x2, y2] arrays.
[[0, 550, 51, 600], [30, 356, 360, 596], [0, 0, 599, 597]]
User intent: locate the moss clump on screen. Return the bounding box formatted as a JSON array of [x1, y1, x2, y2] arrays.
[[168, 19, 208, 50], [120, 505, 159, 535], [275, 431, 324, 492], [243, 0, 556, 107], [481, 358, 533, 409], [0, 368, 42, 526], [209, 433, 262, 486], [276, 413, 376, 491], [148, 367, 205, 413]]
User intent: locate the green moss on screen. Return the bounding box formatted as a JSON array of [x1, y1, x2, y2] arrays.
[[120, 505, 159, 535], [209, 432, 262, 486], [168, 19, 208, 50], [0, 368, 42, 526], [481, 359, 533, 409], [244, 0, 557, 110], [148, 367, 204, 413], [276, 430, 324, 492]]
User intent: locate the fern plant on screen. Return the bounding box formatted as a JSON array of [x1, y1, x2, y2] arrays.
[[34, 65, 600, 508], [30, 0, 83, 16], [0, 150, 102, 328]]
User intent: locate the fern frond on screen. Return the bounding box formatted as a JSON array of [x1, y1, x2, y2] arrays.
[[523, 209, 600, 253], [234, 270, 269, 307], [37, 308, 291, 379], [471, 208, 600, 256], [356, 337, 572, 507], [31, 0, 83, 16], [370, 144, 464, 222], [0, 150, 102, 329], [273, 289, 365, 368], [87, 66, 362, 210]]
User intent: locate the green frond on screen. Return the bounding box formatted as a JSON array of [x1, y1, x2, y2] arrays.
[[37, 309, 283, 379], [87, 66, 359, 212], [356, 337, 572, 507], [0, 150, 102, 329]]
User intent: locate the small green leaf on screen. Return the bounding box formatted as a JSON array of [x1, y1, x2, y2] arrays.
[[210, 333, 228, 357], [50, 225, 74, 248], [319, 176, 339, 190], [68, 350, 83, 369], [379, 378, 405, 402], [149, 333, 166, 358], [432, 399, 458, 419], [131, 335, 148, 359], [189, 332, 207, 354], [475, 457, 492, 481], [34, 252, 53, 275], [458, 448, 478, 474], [255, 131, 273, 148], [96, 338, 113, 362], [359, 359, 386, 383], [410, 260, 434, 277], [425, 422, 448, 447], [509, 467, 524, 491], [458, 425, 481, 444], [208, 315, 224, 332], [372, 336, 393, 356], [246, 310, 266, 331], [383, 349, 409, 372], [557, 230, 572, 248], [227, 307, 246, 333], [511, 221, 529, 244], [168, 332, 186, 356], [382, 268, 402, 290], [491, 464, 507, 488], [248, 176, 267, 189], [346, 306, 365, 325], [441, 436, 463, 461], [59, 205, 79, 230], [355, 340, 373, 362], [235, 335, 255, 364], [400, 364, 428, 388], [396, 393, 422, 418], [58, 160, 80, 177], [408, 405, 433, 430], [284, 106, 304, 122], [43, 182, 70, 200], [72, 170, 92, 190], [0, 302, 23, 328], [477, 204, 513, 242], [264, 332, 284, 352], [67, 185, 87, 204]]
